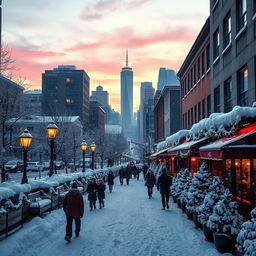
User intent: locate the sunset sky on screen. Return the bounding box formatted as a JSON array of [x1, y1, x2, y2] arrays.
[[3, 0, 209, 112]]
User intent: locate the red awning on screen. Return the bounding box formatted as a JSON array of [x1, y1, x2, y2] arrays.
[[199, 126, 256, 160]]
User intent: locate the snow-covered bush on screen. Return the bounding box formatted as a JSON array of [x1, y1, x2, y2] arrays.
[[180, 170, 192, 204], [237, 208, 256, 256], [197, 176, 225, 225], [207, 189, 242, 235], [171, 168, 190, 199], [186, 162, 211, 214]]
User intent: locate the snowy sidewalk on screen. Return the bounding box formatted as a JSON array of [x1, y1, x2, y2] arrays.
[[0, 178, 230, 256]]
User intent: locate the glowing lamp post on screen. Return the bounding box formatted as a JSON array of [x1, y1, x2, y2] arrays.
[[80, 140, 87, 172], [19, 129, 33, 184], [47, 122, 58, 176], [90, 142, 96, 170]]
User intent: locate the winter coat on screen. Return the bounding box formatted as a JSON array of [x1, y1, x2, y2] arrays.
[[63, 189, 84, 217], [107, 173, 115, 185], [143, 165, 148, 175], [145, 172, 156, 187], [125, 166, 132, 179], [87, 183, 98, 201], [119, 167, 125, 178], [97, 184, 106, 200], [157, 174, 172, 194]]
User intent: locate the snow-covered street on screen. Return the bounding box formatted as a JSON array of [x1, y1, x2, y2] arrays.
[[0, 178, 229, 256]]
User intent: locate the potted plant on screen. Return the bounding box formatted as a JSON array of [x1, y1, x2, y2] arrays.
[[171, 169, 183, 203], [180, 170, 192, 213], [236, 208, 256, 256], [186, 162, 211, 224], [197, 176, 225, 242], [207, 190, 242, 254]]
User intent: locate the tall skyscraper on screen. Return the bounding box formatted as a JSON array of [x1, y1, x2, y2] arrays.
[[157, 68, 179, 91], [120, 50, 133, 135], [42, 65, 90, 128], [91, 85, 109, 108]]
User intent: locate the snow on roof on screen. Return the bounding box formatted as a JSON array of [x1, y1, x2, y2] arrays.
[[168, 137, 208, 152], [156, 106, 256, 151], [0, 165, 124, 201], [24, 90, 42, 95], [8, 115, 81, 124]]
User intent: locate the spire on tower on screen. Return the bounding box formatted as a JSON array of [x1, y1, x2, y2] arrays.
[[126, 49, 128, 67]]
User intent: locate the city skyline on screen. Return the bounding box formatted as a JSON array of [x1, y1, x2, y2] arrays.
[[3, 0, 209, 112]]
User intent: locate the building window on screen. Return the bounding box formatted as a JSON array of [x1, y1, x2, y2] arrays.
[[197, 57, 200, 81], [237, 66, 249, 106], [188, 110, 191, 128], [207, 95, 211, 117], [224, 78, 233, 112], [254, 0, 256, 13], [198, 102, 201, 121], [213, 28, 220, 60], [190, 69, 193, 89], [188, 73, 190, 92], [214, 86, 220, 112], [194, 65, 197, 85], [202, 99, 205, 118], [206, 44, 210, 70], [223, 12, 231, 48], [66, 78, 71, 83], [237, 0, 247, 31], [194, 105, 197, 123], [191, 107, 194, 125], [201, 52, 205, 75]]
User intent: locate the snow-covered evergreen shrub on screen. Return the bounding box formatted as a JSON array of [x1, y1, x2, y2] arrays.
[[186, 162, 211, 213], [207, 189, 242, 235], [197, 176, 225, 225], [180, 170, 192, 204], [171, 168, 191, 199], [237, 208, 256, 256]]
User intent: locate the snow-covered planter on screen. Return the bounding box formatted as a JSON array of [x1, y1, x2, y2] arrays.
[[186, 162, 211, 217], [237, 208, 256, 256], [207, 190, 242, 253]]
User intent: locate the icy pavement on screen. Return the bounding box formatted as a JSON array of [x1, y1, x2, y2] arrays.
[[0, 178, 231, 256]]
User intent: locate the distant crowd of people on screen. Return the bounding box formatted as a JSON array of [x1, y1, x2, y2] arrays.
[[62, 162, 172, 243]]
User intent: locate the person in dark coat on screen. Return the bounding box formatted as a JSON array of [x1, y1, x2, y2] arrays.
[[97, 179, 106, 209], [145, 169, 156, 199], [157, 168, 172, 210], [143, 164, 148, 180], [107, 171, 115, 193], [125, 164, 132, 185], [86, 178, 98, 211], [63, 182, 84, 243], [119, 167, 125, 185]]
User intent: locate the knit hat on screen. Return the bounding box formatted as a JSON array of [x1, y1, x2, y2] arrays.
[[72, 182, 78, 189]]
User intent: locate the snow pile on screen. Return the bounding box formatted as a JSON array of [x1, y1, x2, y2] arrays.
[[156, 106, 256, 150], [186, 162, 211, 214], [197, 176, 225, 225], [207, 189, 242, 235], [0, 165, 123, 201], [237, 208, 256, 256]]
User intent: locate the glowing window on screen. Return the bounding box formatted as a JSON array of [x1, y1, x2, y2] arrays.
[[66, 78, 71, 83]]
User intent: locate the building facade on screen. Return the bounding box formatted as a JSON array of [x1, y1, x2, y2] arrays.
[[120, 51, 133, 134], [154, 86, 181, 143], [89, 100, 105, 132], [178, 18, 211, 129], [42, 65, 90, 128], [23, 89, 42, 115], [210, 0, 256, 113]]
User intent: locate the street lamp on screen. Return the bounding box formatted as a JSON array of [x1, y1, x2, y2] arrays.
[[19, 129, 33, 184], [80, 140, 87, 172], [90, 142, 96, 170], [47, 122, 58, 176]]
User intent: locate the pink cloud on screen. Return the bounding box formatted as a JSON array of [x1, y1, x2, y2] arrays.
[[12, 48, 66, 59]]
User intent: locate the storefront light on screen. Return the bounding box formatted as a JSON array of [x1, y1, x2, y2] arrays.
[[191, 157, 197, 162]]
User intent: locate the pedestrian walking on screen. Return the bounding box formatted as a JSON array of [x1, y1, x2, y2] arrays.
[[107, 171, 115, 193], [63, 182, 84, 243], [86, 178, 98, 211], [97, 179, 106, 209], [142, 164, 148, 180], [157, 168, 172, 210], [119, 166, 125, 185], [145, 169, 156, 199], [125, 164, 132, 185]]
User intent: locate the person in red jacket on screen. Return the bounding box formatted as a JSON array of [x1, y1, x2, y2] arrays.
[[63, 182, 84, 243]]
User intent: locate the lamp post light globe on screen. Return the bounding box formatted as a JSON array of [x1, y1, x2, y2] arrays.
[[90, 142, 96, 170], [47, 122, 59, 176], [80, 140, 87, 172], [19, 129, 33, 184]]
